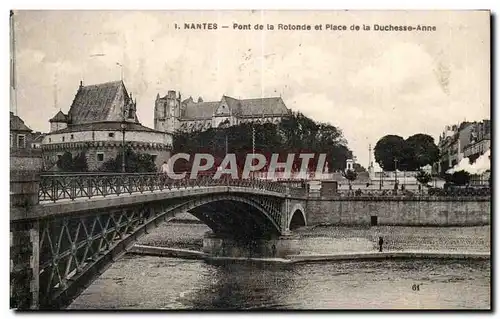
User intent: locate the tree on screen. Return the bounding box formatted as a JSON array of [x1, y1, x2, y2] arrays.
[[343, 169, 358, 190], [72, 151, 89, 172], [171, 112, 352, 174], [415, 169, 432, 192], [56, 151, 89, 172], [99, 149, 156, 173], [328, 144, 352, 172], [56, 152, 74, 171], [405, 134, 439, 170], [446, 170, 471, 186], [374, 135, 406, 171], [375, 134, 439, 172], [353, 163, 367, 173]]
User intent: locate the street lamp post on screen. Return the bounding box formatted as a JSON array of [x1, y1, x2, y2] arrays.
[[252, 125, 255, 155], [225, 132, 228, 156], [394, 158, 399, 189], [379, 170, 383, 190], [403, 165, 406, 187], [251, 124, 255, 180], [120, 121, 126, 173]]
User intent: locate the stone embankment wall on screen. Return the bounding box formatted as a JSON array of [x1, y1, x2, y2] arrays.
[[304, 197, 490, 226]]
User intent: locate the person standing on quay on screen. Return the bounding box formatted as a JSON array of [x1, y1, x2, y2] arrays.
[[378, 237, 384, 252]]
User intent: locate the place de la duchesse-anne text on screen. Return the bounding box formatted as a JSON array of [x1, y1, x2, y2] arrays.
[[372, 24, 437, 31]]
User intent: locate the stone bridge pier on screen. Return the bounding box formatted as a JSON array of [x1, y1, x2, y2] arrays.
[[10, 170, 40, 309], [201, 191, 308, 258]]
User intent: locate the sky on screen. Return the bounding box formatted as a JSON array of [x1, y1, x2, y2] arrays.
[[11, 10, 490, 169]]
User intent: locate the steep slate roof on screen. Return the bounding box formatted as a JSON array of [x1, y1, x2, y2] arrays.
[[68, 80, 137, 124], [182, 101, 219, 119], [223, 96, 242, 114], [10, 112, 32, 132], [31, 132, 45, 143], [180, 95, 290, 120], [182, 97, 193, 104], [237, 97, 290, 117], [49, 110, 68, 123], [51, 122, 159, 134]]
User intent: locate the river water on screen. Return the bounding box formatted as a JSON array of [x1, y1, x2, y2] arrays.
[[69, 255, 490, 309]]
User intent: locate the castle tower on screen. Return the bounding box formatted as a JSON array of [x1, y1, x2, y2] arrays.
[[154, 90, 181, 134]]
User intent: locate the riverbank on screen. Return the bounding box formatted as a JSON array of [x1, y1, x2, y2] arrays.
[[136, 218, 208, 251], [135, 218, 490, 254], [295, 225, 490, 253], [129, 244, 490, 264]]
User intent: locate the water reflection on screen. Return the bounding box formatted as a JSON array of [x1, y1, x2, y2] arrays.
[[70, 256, 490, 310], [182, 261, 297, 309]]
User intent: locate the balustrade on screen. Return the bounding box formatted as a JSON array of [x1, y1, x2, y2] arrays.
[[38, 173, 288, 202]]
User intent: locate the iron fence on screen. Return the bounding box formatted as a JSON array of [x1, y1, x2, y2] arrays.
[[38, 173, 288, 202]]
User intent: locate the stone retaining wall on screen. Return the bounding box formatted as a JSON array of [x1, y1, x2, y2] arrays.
[[305, 197, 490, 226]]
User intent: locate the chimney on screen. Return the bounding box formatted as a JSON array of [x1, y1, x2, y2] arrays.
[[79, 80, 83, 87]]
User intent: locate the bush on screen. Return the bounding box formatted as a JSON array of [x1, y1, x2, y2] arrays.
[[56, 151, 88, 172], [415, 169, 432, 186], [99, 148, 156, 173]]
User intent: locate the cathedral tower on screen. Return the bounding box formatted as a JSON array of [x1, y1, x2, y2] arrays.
[[154, 90, 181, 134]]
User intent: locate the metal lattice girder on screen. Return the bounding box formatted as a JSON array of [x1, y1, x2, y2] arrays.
[[37, 202, 173, 309]]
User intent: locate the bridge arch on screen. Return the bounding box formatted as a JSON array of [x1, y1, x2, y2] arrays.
[[288, 203, 306, 230], [176, 194, 283, 238]]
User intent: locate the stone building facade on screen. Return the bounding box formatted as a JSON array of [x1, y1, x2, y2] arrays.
[[42, 80, 173, 171], [462, 120, 491, 162], [437, 119, 491, 175], [10, 112, 40, 150], [154, 90, 292, 134], [10, 112, 43, 171]]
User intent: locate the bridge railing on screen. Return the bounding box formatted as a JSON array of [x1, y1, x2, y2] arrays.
[[38, 172, 287, 202]]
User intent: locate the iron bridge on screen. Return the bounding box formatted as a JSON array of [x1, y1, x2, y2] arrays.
[[11, 172, 308, 309]]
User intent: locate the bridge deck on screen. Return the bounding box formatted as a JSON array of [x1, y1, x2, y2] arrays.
[[12, 186, 286, 221]]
